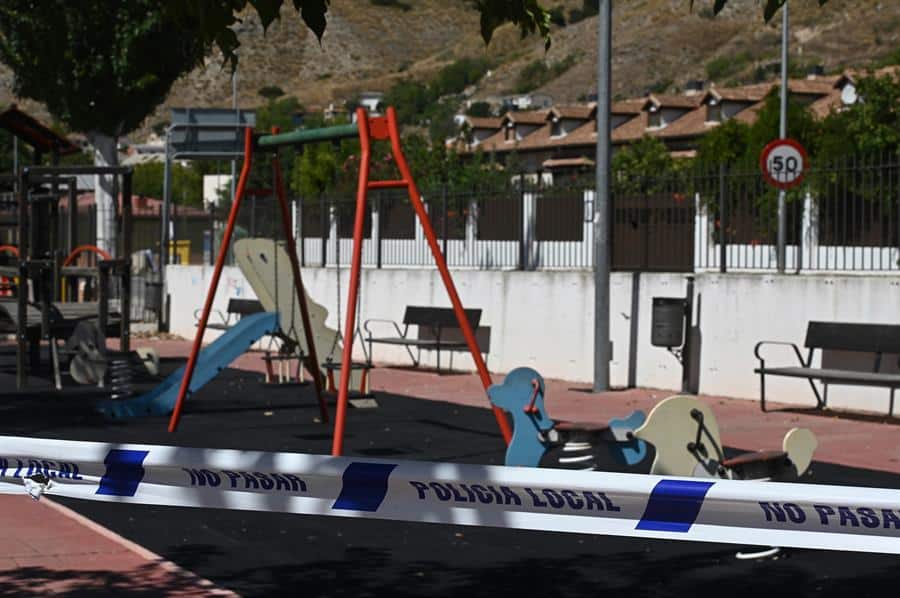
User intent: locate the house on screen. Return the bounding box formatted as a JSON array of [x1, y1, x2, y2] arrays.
[[358, 91, 384, 114], [453, 70, 890, 179]]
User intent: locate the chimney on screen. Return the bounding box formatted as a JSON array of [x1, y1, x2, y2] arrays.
[[684, 79, 706, 96], [806, 64, 825, 79]]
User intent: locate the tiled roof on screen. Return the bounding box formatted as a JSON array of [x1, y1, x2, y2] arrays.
[[457, 74, 848, 157], [610, 113, 648, 143], [732, 101, 765, 125], [505, 110, 549, 125], [474, 127, 514, 152], [645, 94, 704, 110], [462, 116, 502, 129], [611, 99, 646, 114], [550, 104, 595, 120], [808, 89, 843, 119], [789, 77, 840, 95], [653, 106, 717, 139], [705, 83, 773, 103]]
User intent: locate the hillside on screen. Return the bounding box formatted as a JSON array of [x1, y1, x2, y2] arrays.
[[2, 0, 899, 138]]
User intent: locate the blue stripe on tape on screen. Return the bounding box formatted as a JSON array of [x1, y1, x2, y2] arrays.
[[96, 450, 149, 497], [636, 479, 714, 533], [332, 462, 397, 512]]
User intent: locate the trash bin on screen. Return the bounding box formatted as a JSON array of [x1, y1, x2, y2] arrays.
[[168, 240, 191, 264], [651, 297, 686, 348]]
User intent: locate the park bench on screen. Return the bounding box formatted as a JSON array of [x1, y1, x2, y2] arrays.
[[754, 321, 900, 415], [198, 298, 264, 331], [364, 305, 489, 372]]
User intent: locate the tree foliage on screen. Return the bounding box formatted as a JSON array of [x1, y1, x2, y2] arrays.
[[0, 2, 211, 137], [612, 136, 682, 195], [133, 161, 204, 206], [818, 73, 900, 157]]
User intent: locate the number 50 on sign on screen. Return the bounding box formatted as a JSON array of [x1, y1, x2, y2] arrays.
[[760, 138, 808, 190]]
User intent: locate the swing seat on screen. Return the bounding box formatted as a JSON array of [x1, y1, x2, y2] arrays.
[[321, 360, 373, 397], [261, 350, 305, 386]]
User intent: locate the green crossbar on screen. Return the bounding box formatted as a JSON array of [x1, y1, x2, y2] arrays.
[[257, 123, 359, 148]]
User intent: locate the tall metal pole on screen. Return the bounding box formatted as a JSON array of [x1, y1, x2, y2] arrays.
[[230, 66, 238, 203], [593, 0, 612, 392], [777, 0, 789, 273]]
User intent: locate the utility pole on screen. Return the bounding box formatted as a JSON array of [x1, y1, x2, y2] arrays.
[[230, 64, 238, 202], [593, 0, 612, 392], [777, 0, 789, 273]]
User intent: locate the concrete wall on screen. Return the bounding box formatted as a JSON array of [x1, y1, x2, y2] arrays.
[[166, 265, 900, 412]]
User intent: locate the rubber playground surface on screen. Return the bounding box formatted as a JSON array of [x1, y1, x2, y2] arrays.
[[1, 347, 900, 596]]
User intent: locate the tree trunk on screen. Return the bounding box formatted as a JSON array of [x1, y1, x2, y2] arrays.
[[88, 132, 118, 257]]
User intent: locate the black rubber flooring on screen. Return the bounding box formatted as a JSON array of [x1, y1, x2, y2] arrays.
[[0, 361, 898, 597]]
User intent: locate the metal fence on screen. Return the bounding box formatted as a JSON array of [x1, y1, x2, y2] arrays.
[[693, 153, 900, 272], [10, 152, 887, 286], [282, 156, 899, 274], [295, 185, 594, 270]]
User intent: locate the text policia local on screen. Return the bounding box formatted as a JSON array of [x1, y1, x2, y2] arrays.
[[408, 480, 621, 511]]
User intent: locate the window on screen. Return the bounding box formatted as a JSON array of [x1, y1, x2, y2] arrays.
[[504, 124, 515, 142], [706, 102, 723, 122], [647, 109, 662, 128], [551, 118, 562, 137]]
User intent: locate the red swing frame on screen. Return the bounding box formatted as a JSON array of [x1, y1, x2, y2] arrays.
[[330, 107, 511, 455], [167, 110, 512, 455], [167, 127, 329, 431]]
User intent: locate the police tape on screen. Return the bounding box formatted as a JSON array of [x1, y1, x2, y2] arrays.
[[1, 435, 899, 554]]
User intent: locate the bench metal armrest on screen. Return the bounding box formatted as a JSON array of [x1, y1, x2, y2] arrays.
[[363, 318, 407, 340], [754, 340, 807, 367], [194, 308, 229, 327]]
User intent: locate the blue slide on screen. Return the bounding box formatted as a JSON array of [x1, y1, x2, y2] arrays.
[[96, 311, 279, 419]]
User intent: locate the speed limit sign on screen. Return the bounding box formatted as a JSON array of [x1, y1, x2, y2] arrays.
[[760, 138, 808, 189]]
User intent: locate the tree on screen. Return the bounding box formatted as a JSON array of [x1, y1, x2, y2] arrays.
[[0, 2, 211, 254], [133, 161, 204, 206], [466, 102, 493, 117], [611, 136, 681, 195], [817, 73, 900, 158], [258, 85, 286, 102]]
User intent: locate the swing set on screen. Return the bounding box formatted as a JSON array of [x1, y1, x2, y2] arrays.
[[167, 107, 512, 456]]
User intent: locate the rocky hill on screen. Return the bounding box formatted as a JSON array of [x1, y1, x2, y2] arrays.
[[2, 0, 899, 138]]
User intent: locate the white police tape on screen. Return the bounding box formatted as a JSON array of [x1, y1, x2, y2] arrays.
[[1, 435, 899, 554]]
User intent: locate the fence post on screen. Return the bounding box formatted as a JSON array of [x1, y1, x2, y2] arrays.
[[328, 201, 339, 267], [320, 195, 327, 268], [441, 182, 449, 258], [518, 173, 526, 271], [296, 198, 306, 267], [719, 163, 728, 273], [801, 190, 818, 271], [466, 194, 477, 263], [374, 195, 382, 269]]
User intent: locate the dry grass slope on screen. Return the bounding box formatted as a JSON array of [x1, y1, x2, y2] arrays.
[[1, 0, 898, 138]]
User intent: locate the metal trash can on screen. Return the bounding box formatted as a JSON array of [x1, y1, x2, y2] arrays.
[[651, 297, 686, 348]]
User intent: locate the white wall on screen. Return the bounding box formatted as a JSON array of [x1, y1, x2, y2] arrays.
[[166, 265, 900, 412]]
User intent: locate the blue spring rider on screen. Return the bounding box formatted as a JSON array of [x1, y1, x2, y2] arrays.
[[488, 367, 647, 468]]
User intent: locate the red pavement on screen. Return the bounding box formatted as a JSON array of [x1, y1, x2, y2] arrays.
[[0, 494, 236, 596], [3, 336, 896, 594]]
